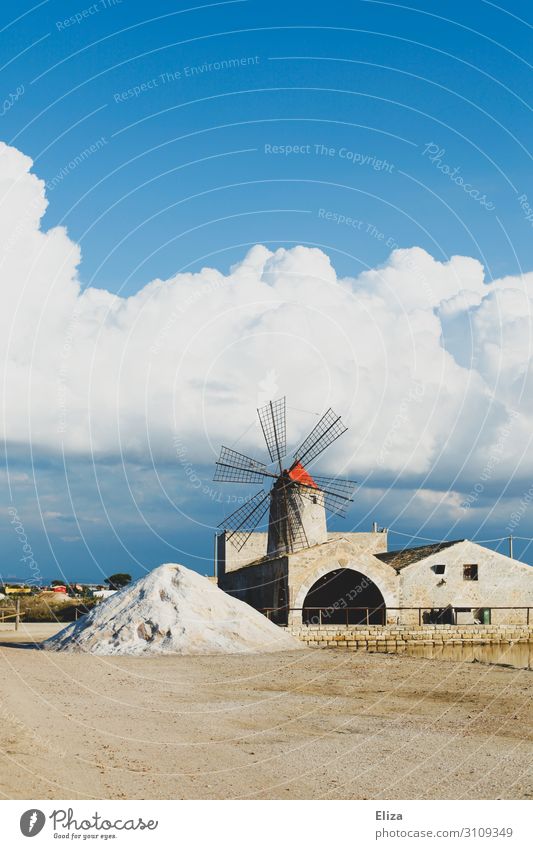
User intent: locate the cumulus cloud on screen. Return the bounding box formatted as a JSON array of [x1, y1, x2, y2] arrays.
[[1, 140, 532, 505]]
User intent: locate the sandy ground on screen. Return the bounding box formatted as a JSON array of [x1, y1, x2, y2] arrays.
[[0, 623, 532, 800]]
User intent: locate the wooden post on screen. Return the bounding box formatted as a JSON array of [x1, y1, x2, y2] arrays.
[[15, 598, 20, 631]]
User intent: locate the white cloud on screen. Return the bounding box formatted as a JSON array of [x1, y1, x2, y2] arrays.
[[1, 141, 532, 500]]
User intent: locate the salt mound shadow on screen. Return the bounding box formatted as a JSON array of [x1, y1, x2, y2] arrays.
[[42, 563, 301, 655]]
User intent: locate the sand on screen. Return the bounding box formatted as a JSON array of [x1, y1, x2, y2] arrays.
[[0, 624, 532, 800], [43, 564, 301, 655]]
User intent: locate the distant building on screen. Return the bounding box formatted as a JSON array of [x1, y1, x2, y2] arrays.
[[92, 589, 116, 599]]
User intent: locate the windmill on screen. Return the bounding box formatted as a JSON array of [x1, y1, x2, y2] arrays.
[[214, 398, 357, 557]]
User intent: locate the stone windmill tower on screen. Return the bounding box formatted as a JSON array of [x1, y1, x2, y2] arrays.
[[214, 398, 357, 556]]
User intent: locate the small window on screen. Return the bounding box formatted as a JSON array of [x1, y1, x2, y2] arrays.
[[463, 564, 478, 581], [433, 564, 446, 575]]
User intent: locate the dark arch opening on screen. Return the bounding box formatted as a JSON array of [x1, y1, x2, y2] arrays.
[[302, 568, 386, 625]]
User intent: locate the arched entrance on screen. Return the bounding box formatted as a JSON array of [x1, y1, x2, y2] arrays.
[[301, 568, 386, 625]]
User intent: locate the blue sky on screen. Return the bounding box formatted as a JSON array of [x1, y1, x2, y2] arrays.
[[3, 0, 533, 289], [2, 0, 533, 583]]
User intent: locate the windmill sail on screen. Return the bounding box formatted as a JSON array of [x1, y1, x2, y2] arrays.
[[219, 490, 271, 550], [284, 488, 310, 551], [257, 397, 286, 469], [291, 408, 347, 468], [299, 475, 357, 517], [214, 446, 274, 483], [267, 477, 310, 555], [214, 399, 355, 554]]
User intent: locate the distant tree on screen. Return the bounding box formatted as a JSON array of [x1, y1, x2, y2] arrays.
[[105, 573, 132, 590], [50, 579, 66, 587]]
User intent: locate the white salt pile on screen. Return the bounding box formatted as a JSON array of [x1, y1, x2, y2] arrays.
[[42, 563, 302, 656]]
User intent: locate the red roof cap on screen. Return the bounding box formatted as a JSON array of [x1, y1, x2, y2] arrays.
[[289, 462, 318, 488]]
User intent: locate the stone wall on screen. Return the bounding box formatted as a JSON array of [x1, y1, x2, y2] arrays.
[[267, 479, 327, 554], [217, 531, 396, 625], [217, 530, 388, 576], [288, 624, 533, 648], [216, 531, 268, 575], [287, 538, 400, 621], [327, 531, 388, 553], [218, 554, 287, 617], [399, 540, 533, 624]]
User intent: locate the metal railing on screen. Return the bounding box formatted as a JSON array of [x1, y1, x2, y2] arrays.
[[260, 606, 533, 626]]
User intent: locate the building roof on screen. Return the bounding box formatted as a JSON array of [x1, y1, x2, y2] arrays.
[[288, 461, 318, 488], [376, 539, 464, 571]]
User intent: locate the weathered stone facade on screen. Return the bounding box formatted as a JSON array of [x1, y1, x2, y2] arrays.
[[287, 535, 396, 624], [391, 540, 533, 625], [217, 532, 533, 626], [217, 529, 395, 623]]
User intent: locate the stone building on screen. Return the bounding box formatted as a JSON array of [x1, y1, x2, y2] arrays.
[[216, 531, 533, 626], [382, 538, 533, 625]]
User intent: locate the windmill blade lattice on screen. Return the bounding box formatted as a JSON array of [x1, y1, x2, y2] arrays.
[[313, 475, 357, 515], [284, 488, 310, 550], [257, 397, 286, 468], [292, 408, 347, 468], [214, 446, 274, 483], [219, 490, 271, 550], [213, 397, 356, 554], [298, 476, 357, 517]]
